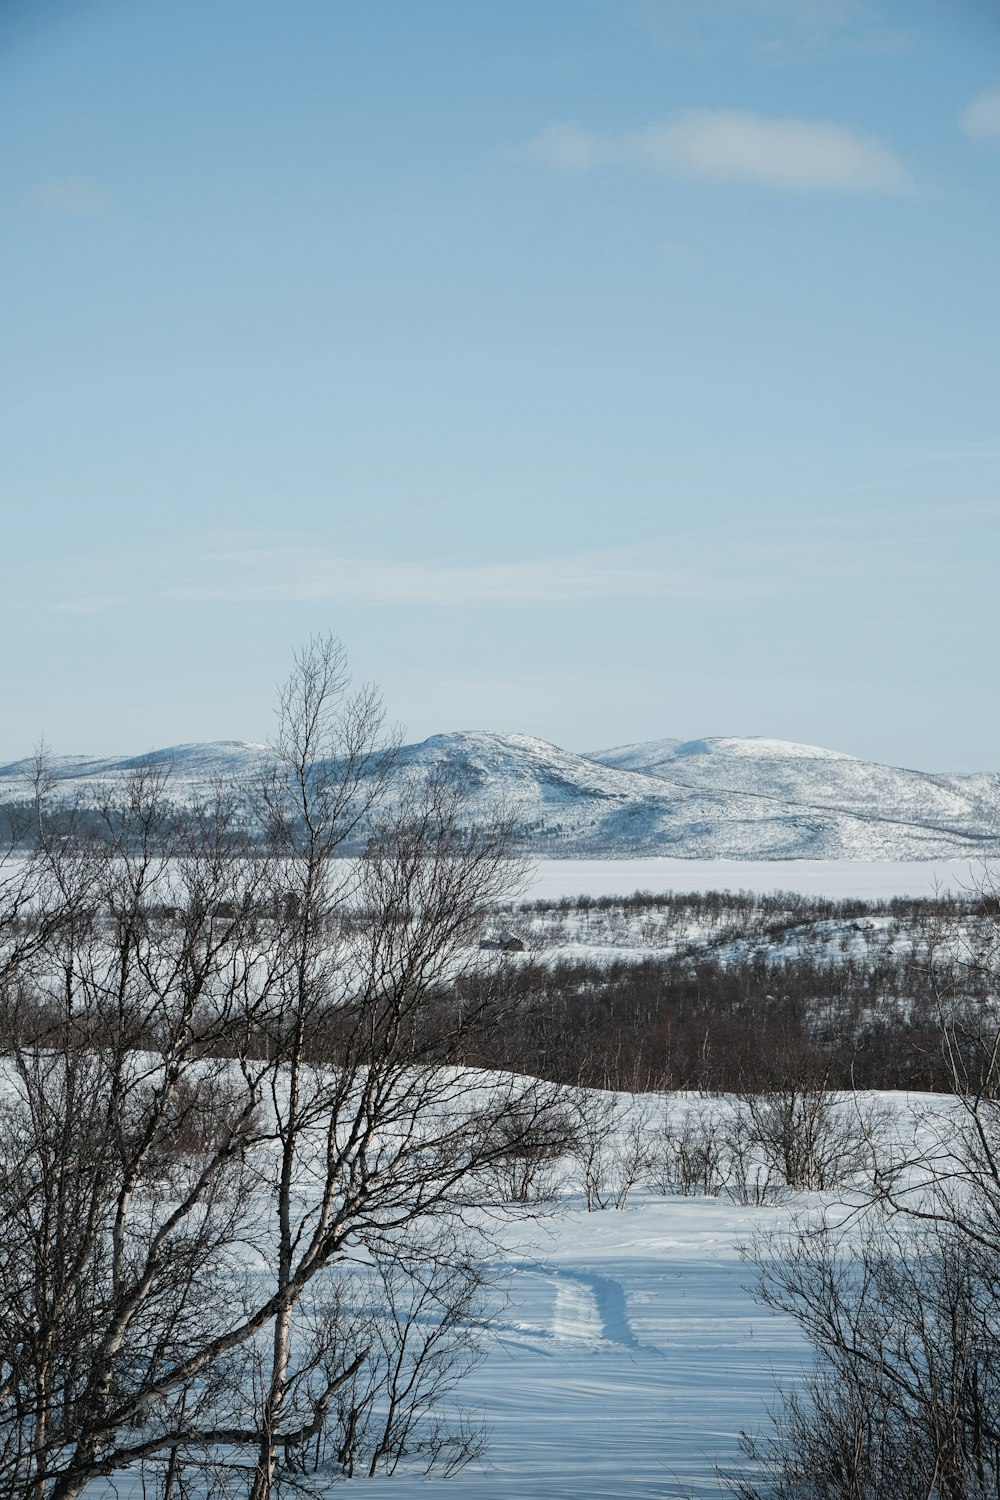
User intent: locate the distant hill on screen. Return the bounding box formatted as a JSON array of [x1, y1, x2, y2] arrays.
[[588, 735, 1000, 853], [2, 732, 999, 860]]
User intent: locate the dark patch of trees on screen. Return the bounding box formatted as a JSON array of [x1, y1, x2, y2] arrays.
[[444, 889, 987, 1094]]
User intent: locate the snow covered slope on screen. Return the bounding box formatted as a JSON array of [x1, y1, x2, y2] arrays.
[[591, 735, 997, 822], [0, 741, 272, 800], [2, 732, 999, 860], [379, 731, 1000, 858], [587, 735, 1000, 858]]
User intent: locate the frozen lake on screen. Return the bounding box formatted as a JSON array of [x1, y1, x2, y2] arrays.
[[526, 857, 992, 901]]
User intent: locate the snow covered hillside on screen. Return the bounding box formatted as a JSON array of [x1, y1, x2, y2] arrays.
[[2, 731, 1000, 860], [591, 735, 1000, 840]]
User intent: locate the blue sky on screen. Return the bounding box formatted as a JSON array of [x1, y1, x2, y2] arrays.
[[2, 0, 999, 767]]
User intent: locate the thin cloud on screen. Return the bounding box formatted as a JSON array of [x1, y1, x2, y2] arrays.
[[33, 177, 112, 217], [962, 88, 1000, 143], [633, 1, 913, 60], [526, 110, 913, 194], [737, 0, 859, 22], [163, 547, 787, 609], [50, 595, 129, 616]]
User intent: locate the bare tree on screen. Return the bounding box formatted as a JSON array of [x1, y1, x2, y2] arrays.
[[323, 1228, 494, 1481], [0, 637, 561, 1499], [0, 768, 276, 1500], [570, 1090, 656, 1211]]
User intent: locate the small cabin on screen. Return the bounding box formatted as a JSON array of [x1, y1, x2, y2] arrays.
[[479, 931, 525, 953]]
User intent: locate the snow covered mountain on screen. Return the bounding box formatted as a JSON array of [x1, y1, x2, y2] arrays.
[[0, 741, 273, 797], [2, 732, 999, 860], [397, 733, 1000, 859], [589, 736, 1000, 849]]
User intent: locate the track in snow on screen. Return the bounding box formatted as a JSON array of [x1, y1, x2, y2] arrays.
[[495, 1263, 645, 1352]]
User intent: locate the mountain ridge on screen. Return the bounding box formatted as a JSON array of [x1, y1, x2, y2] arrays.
[[2, 733, 999, 860]]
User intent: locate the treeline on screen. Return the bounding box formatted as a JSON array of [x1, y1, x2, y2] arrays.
[[500, 886, 984, 952], [515, 887, 965, 920], [451, 888, 998, 1094], [452, 953, 944, 1091]]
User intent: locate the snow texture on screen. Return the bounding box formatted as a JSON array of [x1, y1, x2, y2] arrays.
[[348, 1191, 809, 1499]]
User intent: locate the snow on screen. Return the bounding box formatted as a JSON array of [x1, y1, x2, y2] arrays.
[[349, 1090, 955, 1498], [595, 734, 858, 766], [392, 733, 1000, 859], [68, 1070, 954, 1498], [4, 732, 1000, 860], [526, 856, 991, 900], [347, 1192, 807, 1499]]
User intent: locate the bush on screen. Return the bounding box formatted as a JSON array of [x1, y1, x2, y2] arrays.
[[651, 1100, 727, 1197], [734, 1213, 1000, 1499]]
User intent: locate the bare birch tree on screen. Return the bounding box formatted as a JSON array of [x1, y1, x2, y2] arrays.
[[0, 637, 558, 1499]]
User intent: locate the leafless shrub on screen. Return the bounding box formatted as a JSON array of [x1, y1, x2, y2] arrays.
[[570, 1091, 657, 1211], [733, 1213, 1000, 1500], [731, 1086, 881, 1196], [482, 1096, 578, 1204], [651, 1099, 727, 1197], [732, 870, 1000, 1500], [721, 1104, 783, 1206]]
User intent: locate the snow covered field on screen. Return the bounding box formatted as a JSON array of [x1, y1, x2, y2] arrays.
[[70, 1081, 961, 1500], [351, 1089, 949, 1499], [351, 1191, 807, 1499], [527, 856, 990, 902]]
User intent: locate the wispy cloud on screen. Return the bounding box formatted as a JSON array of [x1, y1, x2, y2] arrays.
[[50, 595, 130, 616], [525, 110, 912, 194], [33, 177, 112, 217], [962, 88, 1000, 144], [20, 518, 962, 621], [162, 547, 786, 609], [632, 0, 912, 60], [736, 0, 859, 21]]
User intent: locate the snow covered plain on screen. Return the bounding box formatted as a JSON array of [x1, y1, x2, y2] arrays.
[[80, 1078, 950, 1500], [82, 1143, 831, 1499], [348, 1090, 951, 1500], [350, 1188, 808, 1500], [347, 1090, 961, 1499]]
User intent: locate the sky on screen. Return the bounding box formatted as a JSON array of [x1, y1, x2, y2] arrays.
[[2, 0, 999, 770]]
